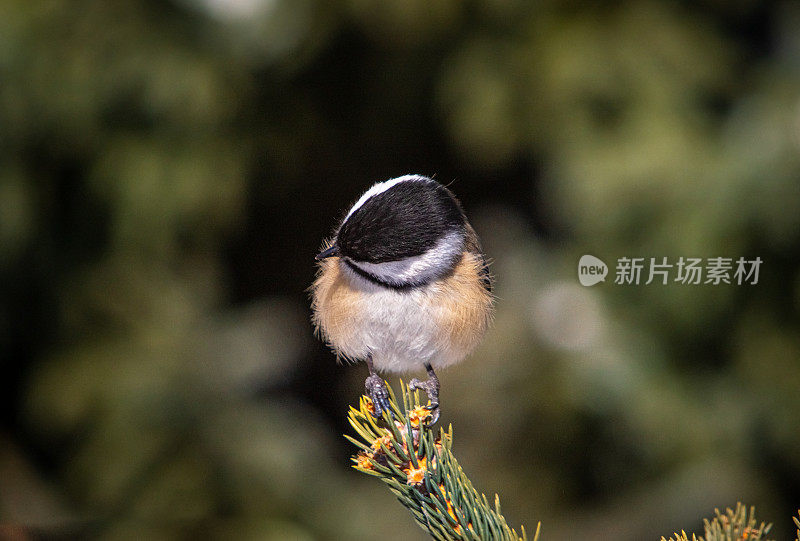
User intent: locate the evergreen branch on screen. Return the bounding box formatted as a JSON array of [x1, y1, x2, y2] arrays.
[[661, 503, 772, 541], [348, 384, 795, 541], [346, 381, 538, 541], [794, 510, 800, 541]]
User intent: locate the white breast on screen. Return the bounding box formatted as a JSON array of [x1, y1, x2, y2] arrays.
[[339, 264, 462, 373]]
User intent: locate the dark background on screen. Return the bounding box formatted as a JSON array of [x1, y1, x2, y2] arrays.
[[1, 0, 800, 539]]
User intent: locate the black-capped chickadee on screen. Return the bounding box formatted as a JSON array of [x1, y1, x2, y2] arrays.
[[311, 175, 494, 423]]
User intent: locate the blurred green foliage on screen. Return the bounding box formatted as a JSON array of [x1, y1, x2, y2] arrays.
[[1, 0, 799, 539]]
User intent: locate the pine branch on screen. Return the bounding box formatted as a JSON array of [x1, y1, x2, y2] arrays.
[[346, 381, 538, 541], [661, 503, 772, 541], [347, 384, 795, 541]]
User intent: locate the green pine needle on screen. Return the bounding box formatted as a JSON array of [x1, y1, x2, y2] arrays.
[[661, 503, 772, 541], [346, 381, 538, 541]]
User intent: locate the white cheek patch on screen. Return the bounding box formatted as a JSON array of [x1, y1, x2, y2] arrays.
[[343, 174, 429, 223], [349, 230, 464, 286]]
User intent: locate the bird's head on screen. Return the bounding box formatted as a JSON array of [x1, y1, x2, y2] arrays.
[[316, 175, 467, 288]]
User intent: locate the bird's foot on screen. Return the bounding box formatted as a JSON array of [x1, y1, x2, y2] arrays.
[[365, 374, 392, 419], [409, 363, 440, 425]]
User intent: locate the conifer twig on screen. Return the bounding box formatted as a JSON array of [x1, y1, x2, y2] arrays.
[[661, 503, 772, 541], [346, 381, 538, 541]]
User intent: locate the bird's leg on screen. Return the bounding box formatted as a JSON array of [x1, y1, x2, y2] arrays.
[[364, 353, 391, 419], [409, 362, 440, 424]]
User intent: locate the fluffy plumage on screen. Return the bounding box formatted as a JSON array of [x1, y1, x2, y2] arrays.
[[310, 175, 494, 374]]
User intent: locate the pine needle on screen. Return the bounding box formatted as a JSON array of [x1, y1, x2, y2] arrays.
[[345, 381, 537, 541]]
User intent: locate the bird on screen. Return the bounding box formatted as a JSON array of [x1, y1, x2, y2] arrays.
[[310, 174, 494, 424]]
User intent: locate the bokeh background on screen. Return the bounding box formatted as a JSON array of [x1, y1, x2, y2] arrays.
[[2, 0, 800, 539]]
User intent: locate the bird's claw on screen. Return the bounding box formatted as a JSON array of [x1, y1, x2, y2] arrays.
[[424, 403, 440, 425], [409, 377, 440, 425], [365, 374, 392, 419]]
